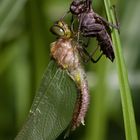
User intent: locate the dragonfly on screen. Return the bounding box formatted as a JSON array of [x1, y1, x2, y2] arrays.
[[16, 20, 92, 140], [70, 0, 119, 62], [50, 20, 90, 133]]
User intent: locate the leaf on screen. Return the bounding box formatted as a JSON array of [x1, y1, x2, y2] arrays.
[[15, 60, 77, 140]]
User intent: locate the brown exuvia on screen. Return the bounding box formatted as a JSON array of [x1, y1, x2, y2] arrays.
[[70, 0, 118, 62]]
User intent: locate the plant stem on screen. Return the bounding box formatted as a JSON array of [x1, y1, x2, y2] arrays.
[[104, 0, 138, 140]]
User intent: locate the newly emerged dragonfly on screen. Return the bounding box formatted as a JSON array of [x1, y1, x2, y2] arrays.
[[50, 20, 90, 132], [16, 20, 91, 140], [70, 0, 118, 62]]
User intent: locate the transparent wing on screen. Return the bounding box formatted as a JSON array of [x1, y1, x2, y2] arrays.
[[15, 60, 77, 140]]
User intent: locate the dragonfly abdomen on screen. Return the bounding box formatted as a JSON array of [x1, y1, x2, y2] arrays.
[[51, 37, 89, 131], [70, 67, 89, 130]]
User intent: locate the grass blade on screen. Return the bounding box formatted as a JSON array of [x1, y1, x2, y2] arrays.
[[103, 0, 138, 140]]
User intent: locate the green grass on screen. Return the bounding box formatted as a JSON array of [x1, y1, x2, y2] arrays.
[[104, 0, 138, 139]]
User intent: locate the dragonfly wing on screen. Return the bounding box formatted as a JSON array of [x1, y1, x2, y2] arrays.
[[16, 60, 77, 140]]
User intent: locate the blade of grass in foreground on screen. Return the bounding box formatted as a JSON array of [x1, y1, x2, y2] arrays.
[[104, 0, 138, 140], [15, 60, 77, 140]]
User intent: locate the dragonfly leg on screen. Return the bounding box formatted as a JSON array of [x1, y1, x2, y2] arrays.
[[70, 15, 76, 33], [82, 46, 103, 63], [111, 5, 120, 33], [59, 10, 70, 20], [79, 38, 90, 48]]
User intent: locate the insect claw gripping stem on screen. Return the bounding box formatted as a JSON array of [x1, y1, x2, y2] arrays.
[[111, 5, 120, 33]]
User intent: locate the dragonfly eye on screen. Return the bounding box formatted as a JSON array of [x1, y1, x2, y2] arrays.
[[51, 20, 72, 38], [50, 25, 65, 36]]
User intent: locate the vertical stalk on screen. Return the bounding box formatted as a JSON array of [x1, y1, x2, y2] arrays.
[[104, 0, 138, 140]]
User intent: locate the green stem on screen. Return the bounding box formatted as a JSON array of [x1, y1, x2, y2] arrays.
[[104, 0, 138, 140]]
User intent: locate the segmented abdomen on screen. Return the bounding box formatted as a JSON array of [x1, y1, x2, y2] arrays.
[[97, 29, 115, 62], [70, 67, 89, 130], [51, 38, 89, 131]]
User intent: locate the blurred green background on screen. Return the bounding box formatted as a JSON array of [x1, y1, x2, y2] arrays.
[[0, 0, 140, 140]]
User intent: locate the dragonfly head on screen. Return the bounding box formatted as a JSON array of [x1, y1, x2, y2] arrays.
[[50, 20, 72, 38]]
